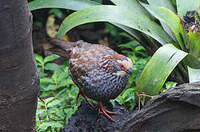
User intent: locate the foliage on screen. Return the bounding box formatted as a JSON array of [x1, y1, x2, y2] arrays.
[[113, 36, 150, 110], [34, 50, 149, 130], [29, 0, 200, 103], [35, 54, 79, 132]]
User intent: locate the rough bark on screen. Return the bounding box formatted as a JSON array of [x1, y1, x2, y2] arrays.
[[0, 1, 40, 131], [61, 82, 200, 132]]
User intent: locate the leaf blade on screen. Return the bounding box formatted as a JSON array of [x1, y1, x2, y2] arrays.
[[28, 0, 99, 11], [56, 5, 172, 45], [177, 0, 200, 18], [143, 5, 183, 49], [135, 44, 188, 97], [188, 67, 200, 83]]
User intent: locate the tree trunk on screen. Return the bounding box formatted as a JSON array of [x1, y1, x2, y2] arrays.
[[0, 1, 39, 131]]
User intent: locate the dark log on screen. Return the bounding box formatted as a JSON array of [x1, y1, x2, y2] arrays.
[[61, 82, 200, 132], [61, 101, 130, 132], [0, 1, 40, 131]]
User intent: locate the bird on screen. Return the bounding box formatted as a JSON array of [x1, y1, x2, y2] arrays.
[[49, 39, 133, 121]]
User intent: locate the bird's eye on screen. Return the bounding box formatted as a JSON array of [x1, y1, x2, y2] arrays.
[[117, 62, 125, 70]]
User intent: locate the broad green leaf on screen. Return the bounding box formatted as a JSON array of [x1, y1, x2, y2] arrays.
[[147, 0, 175, 12], [28, 0, 100, 11], [135, 44, 188, 98], [44, 63, 61, 71], [179, 21, 190, 49], [57, 72, 68, 82], [183, 54, 200, 69], [110, 0, 158, 42], [45, 97, 54, 104], [44, 54, 60, 63], [165, 81, 177, 89], [40, 78, 54, 84], [39, 121, 63, 129], [111, 0, 151, 17], [188, 31, 200, 58], [144, 5, 184, 49], [47, 99, 61, 107], [52, 70, 60, 82], [177, 0, 200, 18], [144, 0, 176, 40], [34, 54, 44, 65], [43, 85, 57, 91], [188, 67, 200, 83], [57, 5, 172, 45]]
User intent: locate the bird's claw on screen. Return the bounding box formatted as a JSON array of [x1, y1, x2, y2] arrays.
[[97, 102, 116, 122]]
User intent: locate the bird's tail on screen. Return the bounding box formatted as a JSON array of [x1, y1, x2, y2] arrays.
[[48, 38, 78, 53]]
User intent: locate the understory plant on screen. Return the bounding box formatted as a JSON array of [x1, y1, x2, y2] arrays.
[[35, 54, 78, 131], [29, 0, 200, 103], [34, 49, 148, 131]]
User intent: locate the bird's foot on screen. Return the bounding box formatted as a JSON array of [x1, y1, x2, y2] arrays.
[[97, 102, 116, 122], [76, 90, 95, 108], [137, 92, 153, 110]]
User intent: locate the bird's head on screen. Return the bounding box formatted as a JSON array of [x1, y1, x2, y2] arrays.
[[113, 54, 133, 77]]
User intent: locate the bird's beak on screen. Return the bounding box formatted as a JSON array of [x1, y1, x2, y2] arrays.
[[126, 68, 132, 75]]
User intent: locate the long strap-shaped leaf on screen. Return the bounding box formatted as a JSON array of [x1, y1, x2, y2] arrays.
[[110, 0, 151, 17], [147, 0, 176, 12], [56, 5, 172, 44], [177, 0, 200, 18], [28, 0, 99, 11], [135, 44, 188, 97], [143, 5, 184, 49], [188, 67, 200, 83]]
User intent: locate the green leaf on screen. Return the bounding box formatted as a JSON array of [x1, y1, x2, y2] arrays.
[[58, 79, 74, 88], [147, 0, 176, 12], [47, 99, 61, 107], [39, 121, 63, 130], [35, 54, 44, 66], [165, 81, 177, 89], [57, 72, 68, 82], [56, 5, 172, 45], [44, 54, 60, 64], [111, 0, 151, 17], [188, 67, 200, 83], [40, 78, 54, 84], [41, 85, 57, 91], [135, 44, 188, 98], [183, 54, 200, 69], [188, 31, 200, 58], [44, 63, 62, 71], [52, 70, 60, 82], [177, 0, 200, 18], [28, 0, 100, 11], [144, 5, 183, 49], [45, 97, 54, 104]]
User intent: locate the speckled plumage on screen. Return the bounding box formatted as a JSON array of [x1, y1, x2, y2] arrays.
[[49, 39, 133, 121], [68, 41, 129, 102]]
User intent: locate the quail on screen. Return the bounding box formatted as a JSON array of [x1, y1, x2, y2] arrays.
[[50, 39, 133, 121]]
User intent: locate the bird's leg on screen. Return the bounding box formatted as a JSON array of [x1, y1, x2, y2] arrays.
[[97, 101, 116, 122], [76, 90, 95, 108], [137, 92, 153, 110]]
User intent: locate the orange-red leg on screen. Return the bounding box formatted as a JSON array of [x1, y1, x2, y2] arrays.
[[97, 101, 116, 122], [76, 90, 94, 108]]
